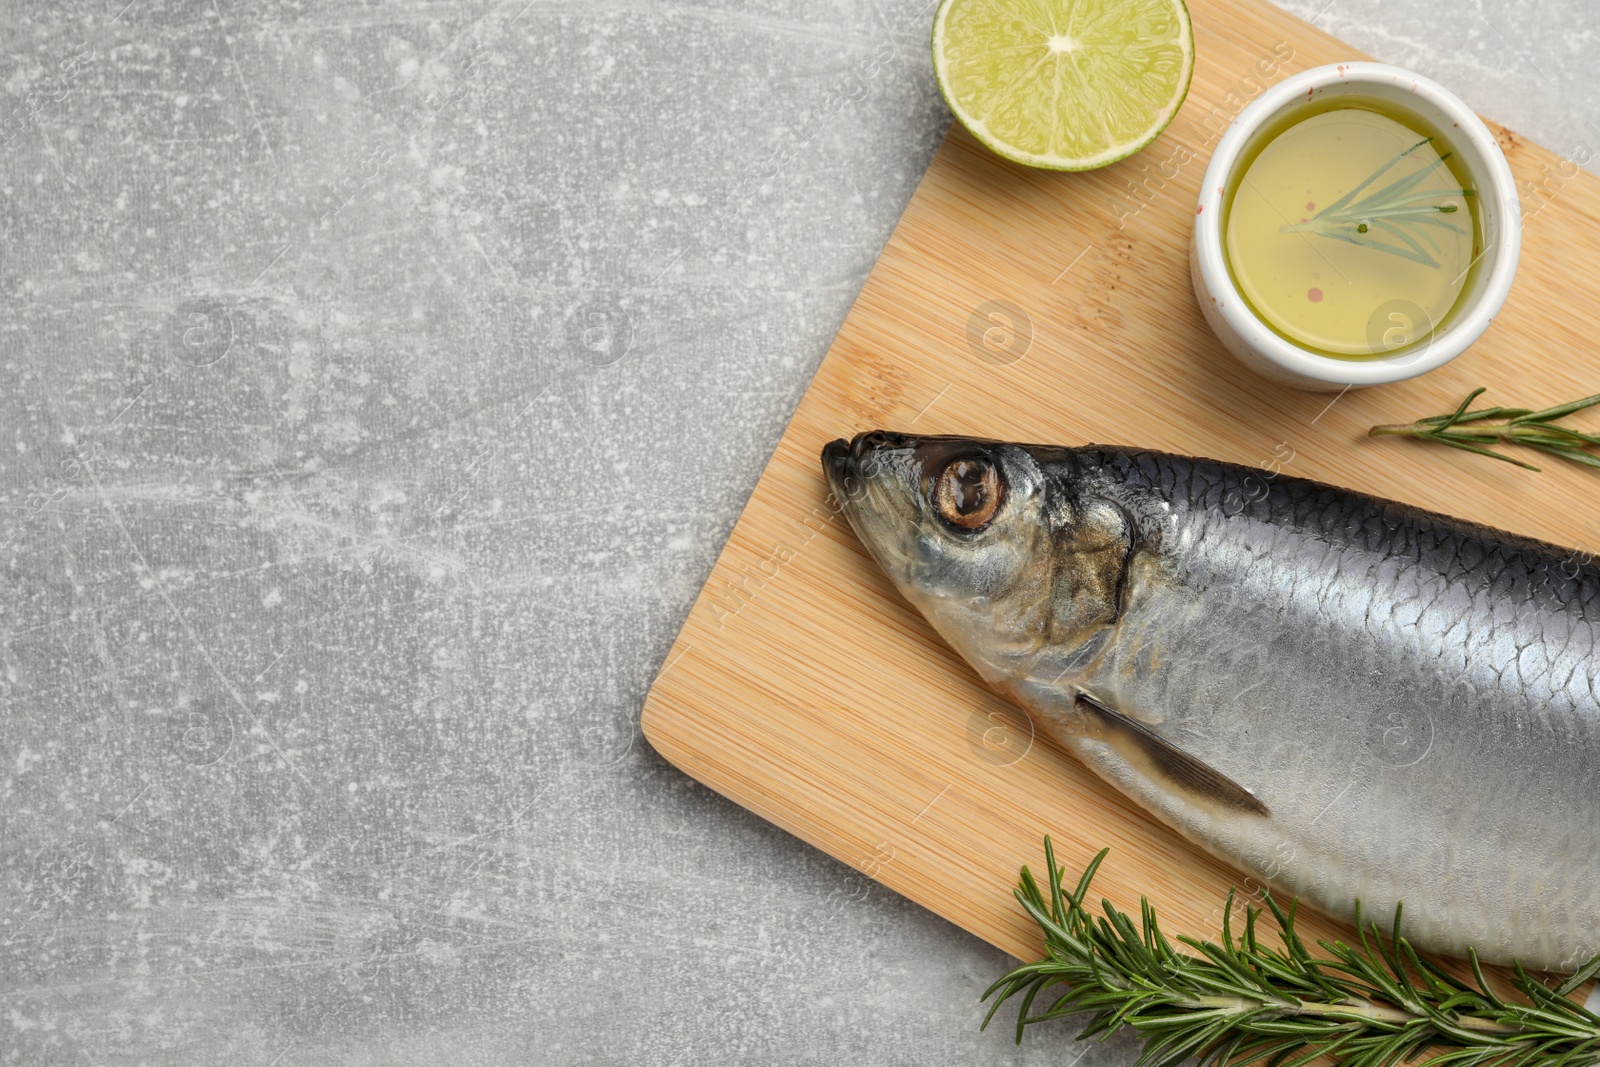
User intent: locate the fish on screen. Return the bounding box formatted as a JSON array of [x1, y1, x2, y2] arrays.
[[820, 430, 1600, 971]]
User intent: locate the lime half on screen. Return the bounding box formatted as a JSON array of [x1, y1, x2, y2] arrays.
[[932, 0, 1194, 171]]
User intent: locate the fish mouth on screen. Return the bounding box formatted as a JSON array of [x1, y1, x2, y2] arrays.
[[821, 431, 916, 500], [822, 431, 914, 466], [821, 437, 853, 503]]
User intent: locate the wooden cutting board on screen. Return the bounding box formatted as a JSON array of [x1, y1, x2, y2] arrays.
[[642, 0, 1600, 972]]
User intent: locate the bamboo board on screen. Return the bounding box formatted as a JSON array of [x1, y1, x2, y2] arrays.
[[642, 0, 1600, 969]]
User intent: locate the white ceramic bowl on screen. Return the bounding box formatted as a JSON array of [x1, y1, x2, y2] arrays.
[[1190, 62, 1521, 392]]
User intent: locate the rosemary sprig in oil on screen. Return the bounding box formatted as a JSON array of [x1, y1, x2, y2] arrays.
[[1278, 137, 1474, 268], [982, 838, 1600, 1067], [1369, 388, 1600, 472]]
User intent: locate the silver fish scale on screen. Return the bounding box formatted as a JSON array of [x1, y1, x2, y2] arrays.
[[1051, 448, 1600, 969]]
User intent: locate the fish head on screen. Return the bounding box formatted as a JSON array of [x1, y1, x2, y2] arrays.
[[820, 431, 1130, 686]]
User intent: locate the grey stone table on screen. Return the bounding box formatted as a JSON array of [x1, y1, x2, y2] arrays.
[[1, 2, 1593, 1064]]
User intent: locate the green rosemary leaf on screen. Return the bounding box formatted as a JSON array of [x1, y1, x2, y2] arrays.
[[1556, 958, 1600, 1000], [1422, 440, 1542, 469], [1509, 394, 1600, 425], [1430, 389, 1500, 427], [1502, 425, 1600, 448], [1470, 950, 1511, 1012], [1446, 387, 1489, 420], [1013, 976, 1050, 1043], [1073, 847, 1110, 910], [1043, 838, 1067, 920], [1404, 212, 1469, 235], [1537, 447, 1600, 471], [1371, 218, 1440, 266]]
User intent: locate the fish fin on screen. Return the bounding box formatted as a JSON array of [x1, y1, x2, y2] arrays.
[[1075, 693, 1270, 818]]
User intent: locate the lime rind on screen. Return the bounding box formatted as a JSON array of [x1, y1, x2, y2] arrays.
[[931, 0, 1195, 172]]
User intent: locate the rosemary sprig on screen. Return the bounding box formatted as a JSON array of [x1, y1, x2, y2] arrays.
[[1278, 137, 1474, 268], [1369, 387, 1600, 472], [982, 838, 1600, 1067]]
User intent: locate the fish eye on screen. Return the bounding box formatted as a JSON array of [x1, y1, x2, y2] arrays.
[[933, 455, 1003, 530]]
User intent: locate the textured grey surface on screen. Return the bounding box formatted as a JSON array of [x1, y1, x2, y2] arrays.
[[0, 1, 1593, 1064]]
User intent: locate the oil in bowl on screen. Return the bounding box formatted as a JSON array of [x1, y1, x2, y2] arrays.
[[1223, 101, 1481, 360]]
